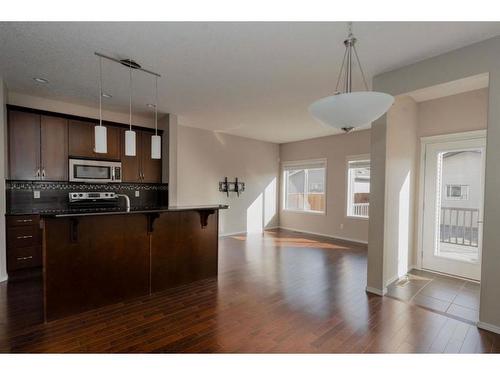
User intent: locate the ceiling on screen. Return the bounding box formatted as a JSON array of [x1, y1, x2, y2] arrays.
[[1, 22, 499, 143]]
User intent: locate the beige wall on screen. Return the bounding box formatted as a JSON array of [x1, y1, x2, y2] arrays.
[[279, 130, 371, 244], [418, 88, 488, 137], [371, 35, 500, 333], [383, 96, 418, 286], [175, 125, 280, 236], [0, 78, 7, 281]]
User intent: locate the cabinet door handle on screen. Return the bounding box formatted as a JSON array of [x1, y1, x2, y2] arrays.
[[16, 235, 33, 239], [16, 219, 33, 223], [41, 168, 46, 179], [36, 168, 40, 178], [16, 256, 33, 261]]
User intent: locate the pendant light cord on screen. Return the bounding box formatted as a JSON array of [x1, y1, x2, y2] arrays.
[[129, 64, 132, 131], [99, 56, 103, 127], [155, 76, 158, 136]]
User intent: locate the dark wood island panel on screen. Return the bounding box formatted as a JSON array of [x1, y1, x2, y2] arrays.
[[43, 214, 150, 321], [151, 210, 218, 292], [42, 208, 221, 321]]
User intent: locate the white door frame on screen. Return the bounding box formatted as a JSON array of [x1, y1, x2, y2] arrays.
[[416, 130, 487, 275]]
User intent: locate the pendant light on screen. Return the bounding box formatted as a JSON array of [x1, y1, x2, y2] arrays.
[[94, 56, 108, 153], [309, 22, 394, 132], [151, 76, 161, 159], [125, 64, 136, 156]]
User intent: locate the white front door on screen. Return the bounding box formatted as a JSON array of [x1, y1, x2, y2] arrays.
[[422, 136, 486, 280]]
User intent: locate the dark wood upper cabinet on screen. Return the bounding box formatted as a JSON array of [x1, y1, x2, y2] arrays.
[[8, 107, 162, 182], [8, 110, 70, 181], [105, 126, 121, 161], [8, 110, 41, 180], [68, 120, 94, 159], [68, 120, 120, 160], [121, 130, 161, 183], [41, 116, 68, 181], [141, 131, 162, 183]]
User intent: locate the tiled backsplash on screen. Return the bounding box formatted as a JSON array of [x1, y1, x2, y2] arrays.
[[6, 180, 168, 214]]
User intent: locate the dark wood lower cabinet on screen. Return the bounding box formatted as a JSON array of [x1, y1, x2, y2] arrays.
[[42, 209, 219, 321], [6, 215, 42, 273]]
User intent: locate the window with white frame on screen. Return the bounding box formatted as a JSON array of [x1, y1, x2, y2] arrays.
[[283, 160, 326, 213], [347, 158, 370, 218]]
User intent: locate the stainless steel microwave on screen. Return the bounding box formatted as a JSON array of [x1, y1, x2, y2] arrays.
[[69, 159, 122, 183]]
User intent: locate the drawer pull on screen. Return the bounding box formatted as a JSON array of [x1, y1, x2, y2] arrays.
[[16, 219, 33, 223], [16, 235, 33, 239], [16, 256, 33, 261]]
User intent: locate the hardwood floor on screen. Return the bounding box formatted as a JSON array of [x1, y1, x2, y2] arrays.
[[0, 229, 499, 353]]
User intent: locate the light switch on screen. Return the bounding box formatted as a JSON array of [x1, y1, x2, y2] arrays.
[[135, 190, 140, 197], [33, 190, 40, 199]]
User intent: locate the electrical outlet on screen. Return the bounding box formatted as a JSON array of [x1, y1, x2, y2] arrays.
[[135, 190, 140, 197], [33, 190, 40, 199], [340, 223, 344, 229]]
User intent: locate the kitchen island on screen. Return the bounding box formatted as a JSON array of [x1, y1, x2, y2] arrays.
[[41, 205, 228, 321]]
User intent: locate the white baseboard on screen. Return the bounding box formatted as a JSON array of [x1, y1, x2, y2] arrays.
[[219, 226, 279, 238], [477, 321, 500, 334], [219, 230, 246, 237], [384, 274, 400, 288], [278, 226, 368, 245], [365, 286, 387, 296]]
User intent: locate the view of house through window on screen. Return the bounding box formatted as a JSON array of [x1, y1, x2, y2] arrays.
[[347, 158, 370, 218], [283, 160, 326, 213]]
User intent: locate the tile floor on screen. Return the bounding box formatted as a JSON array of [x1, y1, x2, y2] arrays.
[[386, 269, 480, 323]]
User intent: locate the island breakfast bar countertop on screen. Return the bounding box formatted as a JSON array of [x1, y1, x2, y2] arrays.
[[42, 204, 229, 217]]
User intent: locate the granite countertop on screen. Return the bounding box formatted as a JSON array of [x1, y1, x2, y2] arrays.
[[6, 205, 229, 218]]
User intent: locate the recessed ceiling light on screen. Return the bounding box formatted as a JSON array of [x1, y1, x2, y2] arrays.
[[102, 92, 112, 98], [33, 77, 49, 84], [147, 103, 156, 108]]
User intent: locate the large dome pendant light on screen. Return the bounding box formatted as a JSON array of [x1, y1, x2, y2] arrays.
[[125, 64, 136, 156], [151, 76, 161, 159], [309, 22, 394, 132], [94, 56, 108, 153]]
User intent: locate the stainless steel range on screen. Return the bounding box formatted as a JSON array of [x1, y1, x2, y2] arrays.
[[68, 192, 130, 212], [69, 192, 117, 203]]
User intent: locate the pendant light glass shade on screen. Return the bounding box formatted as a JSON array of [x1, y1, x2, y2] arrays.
[[94, 125, 108, 153], [309, 23, 393, 131], [151, 134, 161, 159], [95, 56, 108, 153], [150, 77, 161, 160], [125, 130, 136, 156], [309, 91, 394, 129]]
